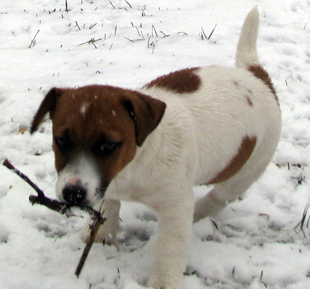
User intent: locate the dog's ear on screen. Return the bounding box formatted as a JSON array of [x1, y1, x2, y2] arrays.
[[123, 91, 166, 146], [30, 88, 63, 134]]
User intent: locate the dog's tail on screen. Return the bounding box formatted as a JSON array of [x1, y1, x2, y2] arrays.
[[235, 6, 260, 69], [235, 7, 277, 98]]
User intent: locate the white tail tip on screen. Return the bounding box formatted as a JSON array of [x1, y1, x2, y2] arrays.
[[235, 6, 260, 69]]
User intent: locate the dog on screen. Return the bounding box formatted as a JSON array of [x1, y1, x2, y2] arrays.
[[31, 7, 281, 289]]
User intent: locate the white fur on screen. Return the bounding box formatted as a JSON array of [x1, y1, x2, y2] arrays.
[[236, 6, 260, 69], [84, 7, 281, 289], [56, 154, 101, 203], [80, 102, 91, 118]]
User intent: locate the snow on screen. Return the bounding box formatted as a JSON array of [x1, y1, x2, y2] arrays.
[[0, 0, 310, 288]]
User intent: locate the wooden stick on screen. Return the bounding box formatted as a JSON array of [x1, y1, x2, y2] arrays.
[[28, 29, 40, 48], [65, 0, 69, 12], [3, 159, 100, 218], [75, 215, 105, 277], [3, 159, 44, 197], [3, 159, 106, 276]]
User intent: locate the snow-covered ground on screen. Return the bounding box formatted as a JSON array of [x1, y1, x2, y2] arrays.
[[0, 0, 310, 288]]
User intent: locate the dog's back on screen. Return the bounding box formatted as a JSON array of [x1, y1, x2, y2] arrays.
[[139, 7, 281, 221]]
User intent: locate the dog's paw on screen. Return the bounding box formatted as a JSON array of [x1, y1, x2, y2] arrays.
[[146, 275, 183, 289], [82, 221, 117, 246], [146, 281, 182, 289]]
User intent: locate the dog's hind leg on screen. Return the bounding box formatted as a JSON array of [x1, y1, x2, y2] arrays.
[[193, 181, 253, 223], [193, 188, 227, 222], [193, 162, 268, 223]]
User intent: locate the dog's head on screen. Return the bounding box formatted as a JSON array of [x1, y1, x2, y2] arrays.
[[31, 85, 166, 206]]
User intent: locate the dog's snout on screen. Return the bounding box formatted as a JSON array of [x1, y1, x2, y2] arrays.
[[63, 185, 87, 205]]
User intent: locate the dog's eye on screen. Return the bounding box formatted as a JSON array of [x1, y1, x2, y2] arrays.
[[93, 140, 120, 157], [55, 136, 68, 150], [57, 137, 66, 146], [101, 141, 116, 151]]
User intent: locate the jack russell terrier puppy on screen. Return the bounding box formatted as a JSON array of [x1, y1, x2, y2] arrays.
[[31, 7, 281, 289]]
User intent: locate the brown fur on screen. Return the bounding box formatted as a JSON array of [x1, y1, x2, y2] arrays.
[[246, 96, 253, 106], [248, 64, 279, 106], [208, 136, 257, 184], [145, 67, 202, 94]]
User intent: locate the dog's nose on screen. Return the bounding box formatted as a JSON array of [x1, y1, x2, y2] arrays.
[[62, 185, 87, 205]]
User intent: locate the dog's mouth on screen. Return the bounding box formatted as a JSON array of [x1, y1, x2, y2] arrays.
[[56, 171, 108, 206], [55, 154, 108, 206]]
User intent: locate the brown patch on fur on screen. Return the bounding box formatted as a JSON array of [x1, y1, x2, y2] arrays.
[[207, 136, 257, 184], [233, 81, 239, 87], [248, 64, 279, 106], [145, 67, 201, 94], [246, 96, 253, 106]]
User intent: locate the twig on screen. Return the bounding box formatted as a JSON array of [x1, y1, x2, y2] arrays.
[[200, 27, 208, 39], [152, 25, 158, 37], [65, 0, 69, 12], [200, 24, 217, 40], [75, 215, 105, 277], [3, 159, 106, 276], [124, 37, 143, 42], [75, 21, 81, 30], [3, 159, 44, 198], [28, 30, 40, 48], [109, 1, 116, 9], [294, 202, 310, 232], [135, 26, 141, 36], [210, 218, 218, 230], [160, 31, 169, 38], [78, 38, 102, 49], [89, 23, 97, 30], [207, 24, 217, 40], [124, 0, 132, 8]]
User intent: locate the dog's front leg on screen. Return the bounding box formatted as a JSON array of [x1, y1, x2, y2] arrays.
[[147, 193, 194, 289], [82, 199, 120, 245]]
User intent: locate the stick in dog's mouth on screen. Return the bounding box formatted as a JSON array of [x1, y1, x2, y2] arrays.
[[2, 158, 105, 277]]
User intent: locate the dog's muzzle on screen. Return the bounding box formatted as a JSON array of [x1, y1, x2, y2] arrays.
[[55, 155, 104, 206]]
